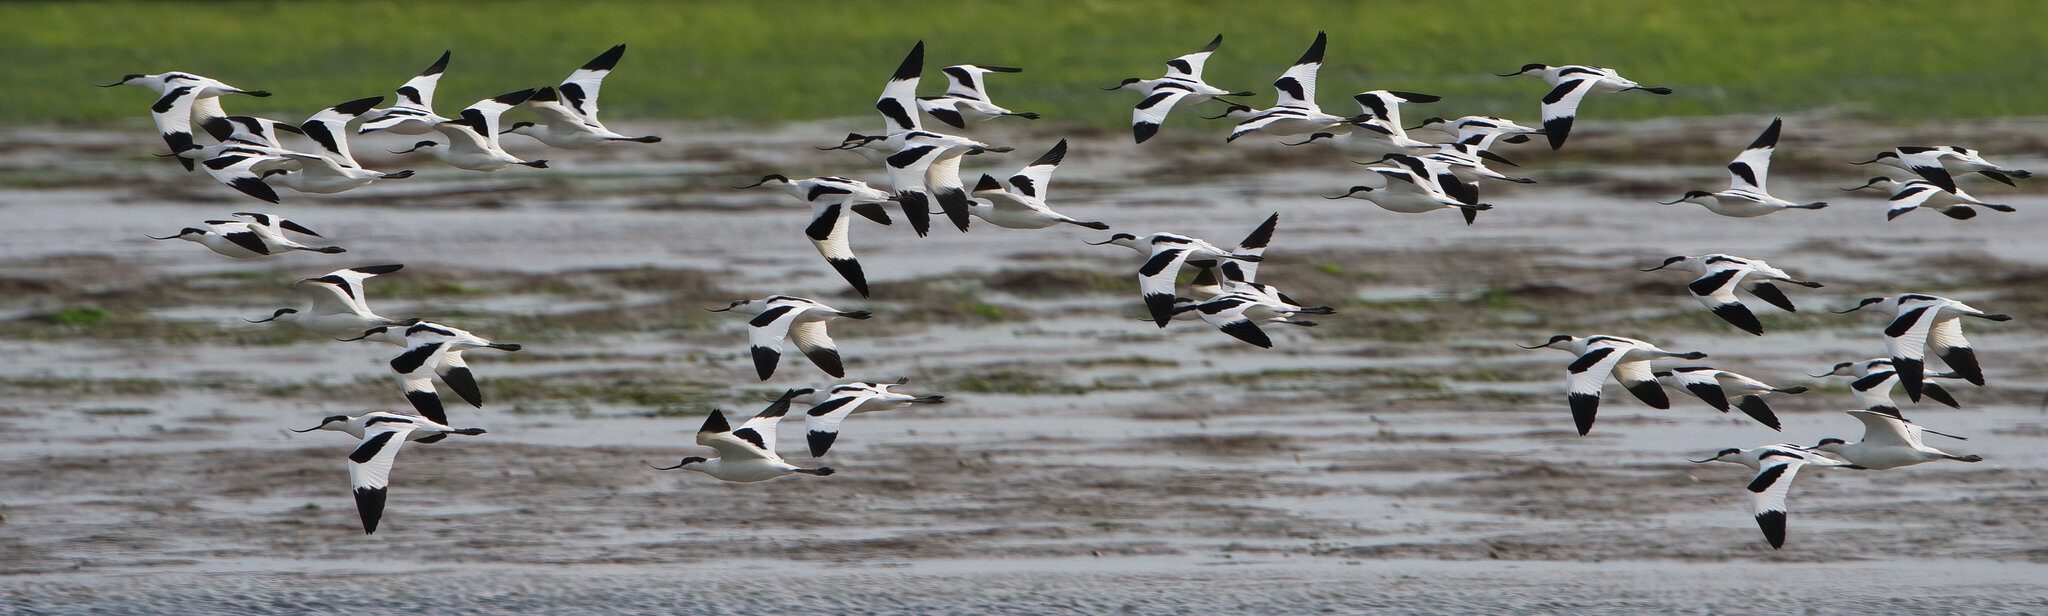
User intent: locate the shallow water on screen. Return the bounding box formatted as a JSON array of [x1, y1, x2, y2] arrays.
[[2, 119, 2046, 611]]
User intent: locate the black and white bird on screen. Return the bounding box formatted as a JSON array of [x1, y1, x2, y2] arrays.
[[1660, 118, 1827, 217], [965, 139, 1109, 230], [1088, 231, 1263, 327], [1167, 292, 1333, 348], [1188, 212, 1277, 297], [740, 174, 896, 297], [1499, 63, 1670, 150], [879, 131, 1006, 234], [1111, 34, 1255, 143], [1654, 366, 1808, 430], [503, 44, 661, 148], [651, 388, 835, 482], [340, 321, 521, 424], [106, 71, 270, 170], [1812, 359, 1965, 420], [1851, 146, 2032, 193], [1810, 410, 1981, 470], [292, 411, 487, 534], [1330, 157, 1492, 223], [150, 216, 342, 258], [1409, 115, 1544, 150], [248, 264, 412, 338], [873, 41, 928, 136], [1690, 444, 1859, 549], [1521, 334, 1709, 435], [801, 379, 945, 457], [709, 296, 871, 380], [391, 89, 549, 171], [1413, 137, 1536, 185], [1227, 32, 1370, 142], [199, 115, 302, 149], [919, 64, 1038, 128], [1842, 176, 2014, 221], [359, 51, 454, 135], [1640, 253, 1823, 336], [1835, 294, 2011, 401], [259, 97, 417, 194]]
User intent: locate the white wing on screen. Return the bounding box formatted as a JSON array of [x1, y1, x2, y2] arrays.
[[802, 389, 887, 457], [877, 42, 925, 133], [1271, 32, 1325, 110], [300, 96, 381, 168], [1165, 35, 1223, 80], [150, 85, 201, 160], [347, 422, 417, 534], [1006, 138, 1066, 204], [1726, 117, 1780, 193], [1846, 410, 1916, 448], [197, 151, 285, 204], [789, 321, 845, 378], [1746, 456, 1806, 549], [1564, 344, 1632, 434], [1132, 86, 1196, 143], [745, 303, 811, 380], [393, 51, 450, 110], [1539, 77, 1599, 149], [449, 89, 535, 151], [698, 412, 780, 461], [558, 44, 625, 124]]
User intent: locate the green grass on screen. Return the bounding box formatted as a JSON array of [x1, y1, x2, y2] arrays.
[[7, 1, 2043, 126]]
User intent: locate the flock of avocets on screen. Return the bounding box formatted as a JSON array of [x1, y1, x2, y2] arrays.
[[112, 32, 2028, 547]]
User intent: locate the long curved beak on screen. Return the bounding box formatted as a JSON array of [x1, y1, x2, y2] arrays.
[[1515, 342, 1552, 349], [389, 145, 427, 154], [97, 80, 127, 88], [705, 306, 734, 312], [1657, 197, 1689, 205], [1083, 239, 1119, 246], [289, 424, 326, 433], [1100, 84, 1126, 91], [146, 233, 181, 240], [1324, 186, 1370, 199], [1686, 455, 1722, 464], [1841, 179, 1880, 191], [1848, 157, 1881, 165], [333, 331, 376, 342], [735, 179, 771, 189], [1638, 263, 1674, 272], [1806, 371, 1837, 378], [245, 315, 280, 323], [1831, 305, 1866, 314], [649, 459, 690, 471]]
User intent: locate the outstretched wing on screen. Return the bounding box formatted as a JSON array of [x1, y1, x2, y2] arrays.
[[1138, 246, 1196, 327], [1539, 77, 1600, 150], [1882, 301, 1944, 400], [805, 201, 867, 297], [1726, 117, 1780, 193], [789, 321, 845, 378], [1563, 345, 1630, 435], [347, 423, 417, 534], [803, 389, 886, 457], [1747, 456, 1806, 549], [1165, 34, 1223, 80], [300, 96, 382, 168], [1687, 262, 1762, 335], [394, 50, 451, 110], [745, 303, 809, 380], [558, 44, 625, 125], [151, 85, 201, 169], [1272, 32, 1325, 110], [877, 42, 925, 133], [1847, 409, 1916, 448], [1663, 368, 1730, 411], [1132, 86, 1196, 144], [1006, 138, 1066, 203]]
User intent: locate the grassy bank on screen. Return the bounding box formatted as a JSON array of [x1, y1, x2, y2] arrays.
[[8, 1, 2044, 126]]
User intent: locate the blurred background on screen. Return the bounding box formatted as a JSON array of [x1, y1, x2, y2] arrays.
[[3, 1, 2047, 612]]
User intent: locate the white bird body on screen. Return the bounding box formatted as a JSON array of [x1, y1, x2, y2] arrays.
[[711, 295, 871, 380], [394, 89, 547, 172], [1117, 35, 1253, 143], [1410, 115, 1544, 147], [965, 139, 1109, 230], [1169, 291, 1331, 348], [800, 380, 945, 457], [1640, 253, 1823, 336], [1525, 334, 1708, 435], [1092, 230, 1263, 327], [505, 45, 661, 148], [1815, 358, 1966, 420], [1503, 63, 1670, 150], [1693, 443, 1858, 549], [1229, 32, 1367, 142], [653, 389, 834, 482], [919, 64, 1037, 128], [1333, 161, 1492, 223], [360, 51, 454, 135], [151, 217, 342, 259], [1811, 410, 1982, 470], [741, 174, 897, 297], [1655, 366, 1807, 430], [1846, 176, 2012, 220], [108, 71, 270, 168], [379, 321, 521, 424], [1854, 146, 2032, 192], [1838, 294, 2010, 401], [1662, 118, 1827, 217], [293, 411, 485, 534], [250, 264, 411, 338]]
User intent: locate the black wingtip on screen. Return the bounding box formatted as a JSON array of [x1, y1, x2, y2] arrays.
[[491, 88, 538, 106], [1757, 510, 1786, 549], [582, 44, 627, 71], [892, 41, 926, 81], [1296, 31, 1327, 66], [331, 96, 384, 117], [423, 50, 452, 76], [1200, 34, 1224, 53], [1748, 117, 1783, 151]]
